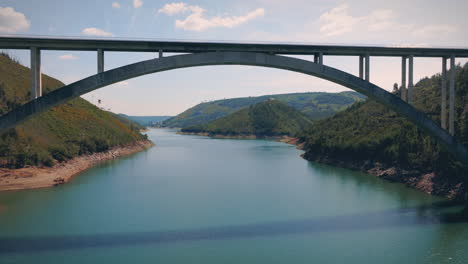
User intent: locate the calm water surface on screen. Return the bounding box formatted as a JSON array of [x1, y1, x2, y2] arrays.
[[0, 128, 467, 263]]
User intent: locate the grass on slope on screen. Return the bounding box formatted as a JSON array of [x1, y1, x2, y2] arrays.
[[0, 53, 146, 168], [163, 91, 365, 128]]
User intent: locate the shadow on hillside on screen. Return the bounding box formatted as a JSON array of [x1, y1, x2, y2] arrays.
[[1, 200, 467, 254]]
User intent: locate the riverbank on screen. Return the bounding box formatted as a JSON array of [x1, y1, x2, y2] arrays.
[[178, 131, 305, 147], [0, 140, 154, 191], [301, 153, 468, 202]]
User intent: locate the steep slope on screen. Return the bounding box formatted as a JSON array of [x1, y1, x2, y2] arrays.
[[300, 63, 468, 200], [182, 99, 313, 137], [0, 53, 147, 168], [163, 91, 365, 128]]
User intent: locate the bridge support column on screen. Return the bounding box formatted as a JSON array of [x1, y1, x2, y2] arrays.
[[314, 54, 319, 63], [318, 52, 323, 65], [401, 57, 407, 101], [97, 49, 104, 73], [449, 55, 455, 135], [30, 47, 42, 99], [158, 49, 163, 58], [365, 54, 370, 81], [408, 55, 414, 104], [441, 57, 447, 130], [359, 55, 364, 79]]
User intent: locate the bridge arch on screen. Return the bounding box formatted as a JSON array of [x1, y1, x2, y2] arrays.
[[1, 51, 467, 164]]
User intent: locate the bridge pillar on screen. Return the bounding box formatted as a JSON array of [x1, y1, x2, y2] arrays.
[[441, 57, 447, 129], [365, 54, 370, 81], [359, 55, 364, 79], [318, 52, 323, 65], [30, 47, 42, 99], [97, 49, 104, 73], [408, 55, 414, 104], [401, 57, 407, 101], [159, 49, 163, 58], [314, 54, 319, 63], [449, 55, 455, 135]]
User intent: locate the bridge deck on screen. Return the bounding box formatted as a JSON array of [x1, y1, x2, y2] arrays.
[[1, 36, 468, 57]]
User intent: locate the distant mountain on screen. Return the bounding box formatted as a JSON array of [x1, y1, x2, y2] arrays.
[[163, 91, 365, 128], [118, 114, 172, 126], [182, 99, 313, 137]]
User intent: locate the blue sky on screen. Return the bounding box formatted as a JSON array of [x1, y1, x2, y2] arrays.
[[1, 0, 467, 115]]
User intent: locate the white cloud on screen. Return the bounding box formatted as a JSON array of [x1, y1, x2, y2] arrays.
[[159, 3, 265, 31], [318, 4, 457, 39], [158, 2, 201, 15], [112, 2, 121, 8], [0, 7, 30, 33], [319, 4, 361, 37], [82, 27, 113, 37], [58, 54, 78, 60], [133, 0, 143, 8]]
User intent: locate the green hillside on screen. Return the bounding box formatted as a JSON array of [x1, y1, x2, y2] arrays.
[[163, 91, 365, 128], [118, 114, 172, 126], [182, 99, 313, 137], [300, 63, 468, 180], [0, 53, 147, 168]]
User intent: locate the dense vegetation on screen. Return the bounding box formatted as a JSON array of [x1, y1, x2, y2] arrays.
[[182, 99, 313, 137], [300, 63, 468, 180], [118, 114, 172, 126], [0, 53, 146, 168], [163, 91, 365, 128]]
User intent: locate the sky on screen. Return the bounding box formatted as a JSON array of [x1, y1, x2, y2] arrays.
[[0, 0, 467, 115]]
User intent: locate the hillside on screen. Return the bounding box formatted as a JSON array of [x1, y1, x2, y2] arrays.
[[182, 99, 313, 137], [163, 91, 365, 128], [300, 63, 468, 200], [118, 114, 172, 126], [0, 53, 147, 168]]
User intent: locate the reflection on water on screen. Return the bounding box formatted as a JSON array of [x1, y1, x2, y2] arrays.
[[1, 201, 467, 254], [0, 129, 467, 264]]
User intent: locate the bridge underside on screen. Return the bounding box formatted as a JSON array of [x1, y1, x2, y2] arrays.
[[1, 51, 467, 165]]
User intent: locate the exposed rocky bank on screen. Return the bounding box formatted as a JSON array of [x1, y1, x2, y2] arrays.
[[0, 140, 154, 191]]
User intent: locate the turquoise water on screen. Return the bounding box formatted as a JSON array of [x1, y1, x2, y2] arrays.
[[0, 128, 467, 263]]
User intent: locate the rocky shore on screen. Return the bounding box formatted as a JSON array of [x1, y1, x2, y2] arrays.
[[302, 154, 468, 202], [0, 140, 154, 191]]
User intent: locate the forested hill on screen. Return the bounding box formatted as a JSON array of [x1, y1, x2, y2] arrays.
[[118, 114, 172, 126], [163, 91, 365, 128], [0, 53, 147, 168], [300, 63, 468, 184], [182, 99, 313, 137]]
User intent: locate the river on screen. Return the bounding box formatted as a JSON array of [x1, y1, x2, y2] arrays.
[[0, 128, 467, 263]]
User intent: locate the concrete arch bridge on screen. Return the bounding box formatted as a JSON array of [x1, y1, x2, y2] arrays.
[[0, 37, 467, 165]]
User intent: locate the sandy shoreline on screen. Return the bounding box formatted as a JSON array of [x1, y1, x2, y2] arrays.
[[0, 140, 154, 192]]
